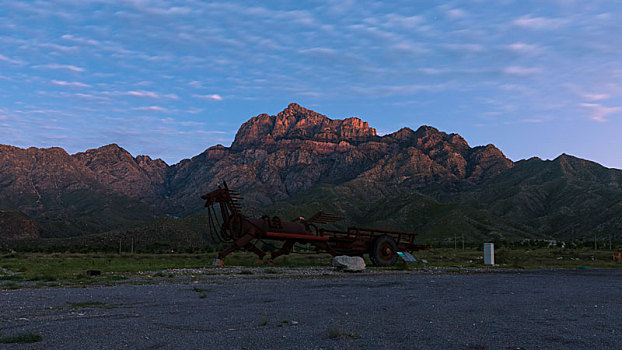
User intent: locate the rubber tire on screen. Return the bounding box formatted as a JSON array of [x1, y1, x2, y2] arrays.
[[370, 235, 398, 266]]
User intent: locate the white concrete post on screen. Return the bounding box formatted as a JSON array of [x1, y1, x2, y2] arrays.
[[484, 243, 494, 265]]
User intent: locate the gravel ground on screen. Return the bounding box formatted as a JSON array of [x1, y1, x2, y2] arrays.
[[1, 268, 621, 349]]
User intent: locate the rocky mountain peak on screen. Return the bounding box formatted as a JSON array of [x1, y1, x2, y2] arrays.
[[231, 103, 377, 150]]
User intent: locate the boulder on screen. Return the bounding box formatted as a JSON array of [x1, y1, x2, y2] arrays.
[[332, 255, 366, 272]]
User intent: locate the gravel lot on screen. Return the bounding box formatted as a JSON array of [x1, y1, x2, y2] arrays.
[[1, 268, 620, 349]]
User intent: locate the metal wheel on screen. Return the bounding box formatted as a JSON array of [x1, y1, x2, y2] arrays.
[[370, 235, 398, 266]]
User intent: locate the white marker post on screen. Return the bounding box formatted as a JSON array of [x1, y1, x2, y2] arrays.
[[484, 243, 494, 266]]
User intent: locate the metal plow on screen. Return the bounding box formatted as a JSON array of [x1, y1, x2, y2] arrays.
[[202, 182, 428, 266]]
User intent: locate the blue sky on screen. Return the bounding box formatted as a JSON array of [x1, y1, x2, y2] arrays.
[[1, 0, 621, 169]]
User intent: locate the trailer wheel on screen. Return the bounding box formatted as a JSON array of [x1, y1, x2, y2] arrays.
[[370, 235, 398, 266]]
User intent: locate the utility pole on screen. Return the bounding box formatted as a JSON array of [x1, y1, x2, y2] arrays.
[[610, 234, 612, 251]]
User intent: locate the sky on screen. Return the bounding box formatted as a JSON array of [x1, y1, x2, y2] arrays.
[[1, 0, 621, 169]]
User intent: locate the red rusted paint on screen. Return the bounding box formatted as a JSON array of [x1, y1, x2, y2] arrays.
[[202, 181, 428, 266]]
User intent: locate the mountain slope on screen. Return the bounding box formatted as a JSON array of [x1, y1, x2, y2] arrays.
[[254, 178, 540, 244], [453, 154, 622, 239], [0, 103, 619, 244], [166, 103, 513, 215], [0, 144, 159, 237]]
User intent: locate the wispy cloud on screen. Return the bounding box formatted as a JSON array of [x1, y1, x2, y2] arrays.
[[61, 34, 100, 46], [193, 94, 223, 101], [298, 47, 339, 57], [513, 15, 567, 30], [38, 63, 84, 72], [446, 8, 467, 20], [503, 66, 541, 75], [0, 53, 23, 65], [127, 90, 159, 98], [579, 103, 622, 122], [582, 93, 609, 101], [506, 42, 542, 55], [126, 91, 178, 99], [52, 80, 89, 87], [133, 106, 167, 112]]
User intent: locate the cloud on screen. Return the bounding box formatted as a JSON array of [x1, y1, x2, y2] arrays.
[[0, 53, 23, 65], [518, 118, 544, 123], [446, 8, 467, 20], [506, 42, 542, 55], [61, 34, 101, 46], [193, 94, 223, 101], [126, 90, 178, 99], [579, 103, 622, 122], [582, 93, 609, 101], [127, 90, 159, 98], [179, 121, 205, 127], [298, 47, 339, 56], [38, 63, 84, 72], [134, 106, 167, 112], [442, 43, 484, 53], [513, 15, 567, 30], [350, 83, 452, 97], [52, 80, 89, 87], [503, 66, 541, 75]]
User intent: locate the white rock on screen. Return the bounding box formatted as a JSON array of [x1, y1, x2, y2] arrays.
[[332, 256, 366, 272]]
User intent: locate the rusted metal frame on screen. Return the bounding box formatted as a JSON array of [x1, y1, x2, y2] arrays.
[[264, 231, 329, 241], [269, 239, 296, 260], [348, 225, 419, 236]]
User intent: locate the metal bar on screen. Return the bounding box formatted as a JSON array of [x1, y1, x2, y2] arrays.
[[265, 232, 330, 241], [347, 226, 419, 236]]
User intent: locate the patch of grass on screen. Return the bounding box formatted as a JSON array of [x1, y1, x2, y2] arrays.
[[199, 293, 207, 299], [327, 329, 360, 339], [2, 281, 20, 290], [238, 270, 254, 275], [327, 329, 343, 339], [260, 319, 268, 326], [28, 274, 57, 282], [0, 275, 24, 281], [192, 287, 211, 293], [104, 275, 128, 281], [0, 332, 42, 343], [0, 253, 214, 281], [0, 248, 618, 285]]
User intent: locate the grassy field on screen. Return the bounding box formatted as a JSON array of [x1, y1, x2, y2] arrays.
[[413, 247, 622, 269], [1, 248, 620, 287]]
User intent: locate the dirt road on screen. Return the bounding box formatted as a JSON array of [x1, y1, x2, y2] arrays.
[[1, 268, 620, 349]]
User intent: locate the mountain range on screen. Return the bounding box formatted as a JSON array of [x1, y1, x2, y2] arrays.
[[1, 103, 620, 248]]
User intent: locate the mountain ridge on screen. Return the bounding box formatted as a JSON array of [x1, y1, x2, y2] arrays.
[[0, 103, 619, 244]]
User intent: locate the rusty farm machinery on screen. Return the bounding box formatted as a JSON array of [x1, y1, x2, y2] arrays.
[[202, 182, 428, 266]]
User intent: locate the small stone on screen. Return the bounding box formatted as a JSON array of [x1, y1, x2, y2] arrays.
[[332, 256, 366, 272]]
